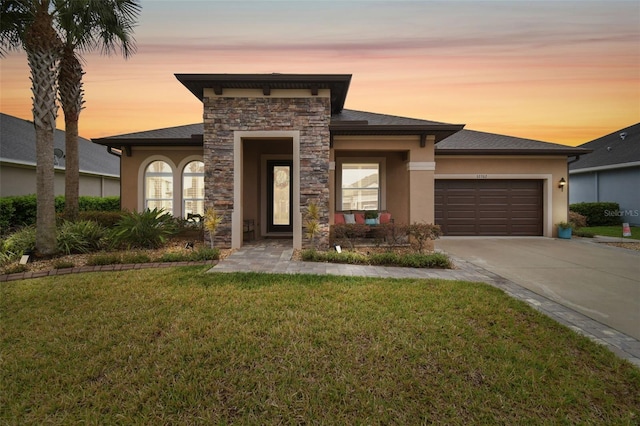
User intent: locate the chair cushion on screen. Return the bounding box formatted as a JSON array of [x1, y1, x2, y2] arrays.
[[344, 213, 356, 224], [334, 213, 345, 224], [354, 213, 365, 224], [379, 212, 392, 224]]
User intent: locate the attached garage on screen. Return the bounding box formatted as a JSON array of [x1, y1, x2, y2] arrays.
[[435, 179, 543, 236]]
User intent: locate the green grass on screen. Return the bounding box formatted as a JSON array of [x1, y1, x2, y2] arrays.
[[581, 225, 640, 240], [1, 269, 639, 424]]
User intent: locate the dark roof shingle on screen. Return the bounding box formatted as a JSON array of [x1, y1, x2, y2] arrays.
[[569, 123, 640, 170], [0, 113, 119, 176]]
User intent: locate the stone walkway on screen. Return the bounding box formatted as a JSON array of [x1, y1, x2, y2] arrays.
[[211, 240, 640, 368]]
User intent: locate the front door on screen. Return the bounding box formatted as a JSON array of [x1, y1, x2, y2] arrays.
[[266, 160, 293, 233]]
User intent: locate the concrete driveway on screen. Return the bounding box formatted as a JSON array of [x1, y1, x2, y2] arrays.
[[435, 237, 640, 340]]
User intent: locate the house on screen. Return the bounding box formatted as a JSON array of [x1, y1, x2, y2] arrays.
[[569, 123, 640, 225], [92, 73, 588, 249], [0, 113, 120, 197]]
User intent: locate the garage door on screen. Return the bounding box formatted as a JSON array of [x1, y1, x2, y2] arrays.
[[435, 180, 543, 236]]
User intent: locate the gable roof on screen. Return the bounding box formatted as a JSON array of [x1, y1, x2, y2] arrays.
[[569, 123, 640, 171], [0, 113, 119, 177], [436, 129, 589, 156]]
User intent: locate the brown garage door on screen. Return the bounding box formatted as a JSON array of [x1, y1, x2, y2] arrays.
[[435, 180, 543, 236]]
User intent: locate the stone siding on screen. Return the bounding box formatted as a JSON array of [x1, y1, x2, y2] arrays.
[[203, 96, 331, 248]]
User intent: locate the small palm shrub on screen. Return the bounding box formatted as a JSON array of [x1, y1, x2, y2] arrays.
[[110, 208, 178, 249], [0, 226, 36, 265], [57, 220, 107, 255], [203, 208, 222, 248]]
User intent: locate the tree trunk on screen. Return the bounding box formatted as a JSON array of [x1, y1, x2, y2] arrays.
[[25, 2, 62, 256], [60, 46, 83, 221]]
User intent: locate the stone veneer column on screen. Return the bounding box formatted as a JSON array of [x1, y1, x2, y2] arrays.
[[203, 95, 331, 249]]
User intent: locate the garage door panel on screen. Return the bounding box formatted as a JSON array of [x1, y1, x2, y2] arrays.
[[435, 179, 542, 236]]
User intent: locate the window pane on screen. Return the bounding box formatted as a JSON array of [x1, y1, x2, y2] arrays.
[[145, 160, 173, 215], [342, 189, 379, 210], [342, 163, 379, 188], [341, 163, 379, 210], [183, 161, 204, 216], [273, 165, 290, 225]]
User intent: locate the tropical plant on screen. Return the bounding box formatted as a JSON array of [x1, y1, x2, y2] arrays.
[[0, 226, 37, 265], [1, 0, 63, 255], [203, 207, 223, 248], [56, 0, 140, 220], [110, 208, 177, 249], [56, 219, 106, 254], [304, 202, 320, 248]]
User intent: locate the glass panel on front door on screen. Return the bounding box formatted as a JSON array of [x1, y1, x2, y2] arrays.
[[267, 160, 293, 233], [273, 165, 290, 226]]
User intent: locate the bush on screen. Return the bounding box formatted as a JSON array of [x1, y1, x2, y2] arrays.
[[301, 248, 452, 269], [330, 223, 371, 249], [1, 227, 36, 265], [56, 220, 107, 255], [0, 195, 121, 230], [52, 259, 75, 269], [86, 253, 121, 266], [77, 211, 124, 228], [406, 223, 442, 253], [568, 211, 588, 229], [0, 198, 15, 235], [110, 208, 178, 249], [570, 202, 622, 226]]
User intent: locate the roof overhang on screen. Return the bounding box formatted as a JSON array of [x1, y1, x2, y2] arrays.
[[175, 73, 352, 114], [92, 135, 203, 156], [330, 123, 465, 143], [435, 148, 592, 156]]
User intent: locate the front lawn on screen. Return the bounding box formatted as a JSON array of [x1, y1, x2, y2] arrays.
[[581, 225, 640, 240], [1, 269, 638, 424]]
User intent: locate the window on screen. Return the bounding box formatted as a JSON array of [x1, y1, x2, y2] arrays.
[[183, 160, 204, 216], [341, 163, 380, 210], [144, 160, 173, 214]]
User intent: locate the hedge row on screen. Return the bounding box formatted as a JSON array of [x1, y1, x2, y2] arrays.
[[569, 202, 622, 226], [0, 195, 120, 233]]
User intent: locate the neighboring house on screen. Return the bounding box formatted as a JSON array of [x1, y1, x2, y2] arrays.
[[0, 113, 120, 197], [93, 73, 588, 249], [569, 123, 640, 225]]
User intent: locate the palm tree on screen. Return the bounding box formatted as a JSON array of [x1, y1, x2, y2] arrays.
[[57, 0, 140, 220], [1, 0, 62, 255]]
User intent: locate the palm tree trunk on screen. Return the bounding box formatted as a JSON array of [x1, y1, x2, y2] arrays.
[[60, 46, 83, 221], [25, 2, 61, 256]]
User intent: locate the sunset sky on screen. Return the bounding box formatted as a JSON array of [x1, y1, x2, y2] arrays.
[[1, 0, 638, 146]]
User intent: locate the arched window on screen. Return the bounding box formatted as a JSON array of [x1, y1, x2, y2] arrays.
[[183, 160, 204, 216], [144, 160, 173, 214]]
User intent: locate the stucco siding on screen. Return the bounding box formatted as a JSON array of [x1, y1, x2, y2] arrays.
[[1, 164, 119, 198], [570, 166, 640, 225]]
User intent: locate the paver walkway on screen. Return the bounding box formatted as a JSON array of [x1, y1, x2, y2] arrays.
[[211, 239, 640, 367]]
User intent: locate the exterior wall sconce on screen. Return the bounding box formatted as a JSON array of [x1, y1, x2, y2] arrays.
[[558, 177, 567, 191]]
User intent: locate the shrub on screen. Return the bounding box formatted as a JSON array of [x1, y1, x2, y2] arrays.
[[0, 198, 15, 235], [52, 259, 75, 269], [570, 202, 622, 226], [573, 229, 595, 238], [406, 223, 441, 253], [57, 220, 107, 255], [568, 211, 588, 229], [86, 253, 121, 266], [77, 211, 124, 228], [110, 208, 178, 249], [330, 223, 370, 249], [121, 252, 151, 264], [189, 247, 219, 261], [1, 227, 36, 265], [3, 264, 28, 274], [0, 195, 121, 229]]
